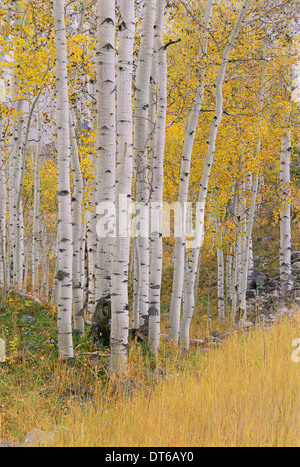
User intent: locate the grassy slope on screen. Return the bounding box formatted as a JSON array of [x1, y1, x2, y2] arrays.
[[0, 292, 300, 446], [0, 222, 300, 446]]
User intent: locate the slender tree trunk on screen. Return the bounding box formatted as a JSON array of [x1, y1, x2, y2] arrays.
[[280, 119, 292, 298], [53, 0, 74, 360], [32, 104, 42, 293], [169, 0, 215, 344], [133, 0, 156, 331], [110, 0, 135, 374], [148, 0, 167, 354], [240, 49, 266, 317], [179, 0, 250, 349], [70, 109, 85, 335], [95, 0, 116, 309], [0, 120, 6, 303]]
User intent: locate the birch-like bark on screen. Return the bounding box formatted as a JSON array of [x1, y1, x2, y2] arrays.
[[95, 0, 116, 308], [280, 120, 292, 298], [231, 187, 241, 322], [133, 0, 156, 331], [53, 0, 74, 360], [216, 216, 225, 325], [226, 251, 233, 308], [148, 0, 167, 354], [86, 209, 97, 316], [8, 88, 24, 290], [70, 109, 84, 335], [179, 0, 250, 350], [110, 0, 135, 374], [0, 120, 6, 300], [240, 174, 259, 316], [169, 0, 215, 343], [240, 49, 266, 317], [32, 104, 42, 292]]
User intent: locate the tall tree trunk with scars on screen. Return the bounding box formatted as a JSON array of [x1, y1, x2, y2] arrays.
[[133, 0, 156, 332], [0, 120, 6, 299], [32, 104, 42, 293], [240, 48, 266, 318], [280, 118, 293, 298], [110, 0, 135, 374], [148, 0, 167, 354], [70, 109, 85, 335], [179, 0, 250, 351], [95, 0, 116, 310], [53, 0, 74, 360], [169, 0, 215, 344]]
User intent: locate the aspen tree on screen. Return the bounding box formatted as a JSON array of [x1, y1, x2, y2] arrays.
[[95, 0, 116, 308], [169, 0, 215, 344], [32, 104, 42, 293], [240, 47, 267, 318], [179, 0, 250, 350], [280, 118, 293, 298], [133, 0, 156, 332], [53, 0, 74, 360], [148, 0, 167, 354], [70, 109, 85, 335], [0, 120, 6, 300], [110, 0, 135, 374]]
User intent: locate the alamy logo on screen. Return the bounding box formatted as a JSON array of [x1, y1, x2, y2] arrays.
[[0, 338, 5, 363], [292, 339, 300, 363], [96, 197, 205, 249]]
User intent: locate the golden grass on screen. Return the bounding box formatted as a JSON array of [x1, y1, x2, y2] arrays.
[[1, 314, 300, 447]]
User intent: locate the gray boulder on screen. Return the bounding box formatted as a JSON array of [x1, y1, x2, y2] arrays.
[[18, 315, 36, 327], [291, 252, 300, 263]]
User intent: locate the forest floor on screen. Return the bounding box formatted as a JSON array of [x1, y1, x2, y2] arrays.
[[0, 223, 300, 447], [0, 291, 300, 447]]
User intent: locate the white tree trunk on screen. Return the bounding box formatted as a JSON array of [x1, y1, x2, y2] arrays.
[[32, 104, 42, 293], [169, 0, 215, 344], [133, 0, 156, 331], [148, 0, 167, 354], [70, 109, 85, 335], [0, 120, 6, 299], [95, 0, 116, 308], [53, 0, 74, 360], [179, 0, 250, 350], [240, 49, 266, 317], [280, 120, 292, 298], [110, 0, 135, 374]]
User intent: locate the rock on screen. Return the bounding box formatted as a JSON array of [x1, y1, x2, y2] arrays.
[[22, 342, 36, 351], [208, 342, 222, 348], [24, 429, 46, 447], [18, 315, 36, 326], [268, 279, 277, 289], [0, 440, 20, 447], [257, 235, 273, 243], [89, 296, 111, 347], [291, 252, 300, 263], [248, 268, 268, 289], [49, 426, 69, 443], [113, 380, 144, 398], [255, 274, 268, 287], [151, 367, 166, 382], [253, 256, 261, 265], [238, 319, 254, 329], [211, 331, 221, 338], [259, 314, 268, 321], [292, 262, 300, 270], [246, 289, 257, 300]]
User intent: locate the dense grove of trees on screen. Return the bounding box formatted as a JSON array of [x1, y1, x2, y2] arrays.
[[0, 0, 299, 374]]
